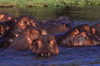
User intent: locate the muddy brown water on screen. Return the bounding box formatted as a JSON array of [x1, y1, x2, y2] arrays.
[[0, 6, 100, 66]]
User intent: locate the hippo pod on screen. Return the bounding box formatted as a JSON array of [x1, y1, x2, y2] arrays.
[[90, 23, 100, 37], [0, 19, 41, 49], [75, 24, 100, 41], [45, 23, 68, 35], [39, 16, 75, 35], [57, 27, 100, 46], [32, 35, 59, 56]]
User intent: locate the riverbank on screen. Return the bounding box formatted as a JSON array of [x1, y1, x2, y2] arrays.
[[0, 0, 100, 7]]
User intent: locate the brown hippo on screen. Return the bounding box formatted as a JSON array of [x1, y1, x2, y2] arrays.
[[57, 16, 74, 24], [42, 19, 59, 27], [45, 23, 68, 35], [90, 23, 100, 32], [8, 34, 32, 51], [57, 16, 75, 29], [0, 24, 9, 37], [76, 24, 100, 40], [0, 19, 41, 49], [32, 35, 59, 56], [90, 23, 100, 36], [0, 13, 6, 22], [0, 13, 13, 22], [57, 27, 100, 46]]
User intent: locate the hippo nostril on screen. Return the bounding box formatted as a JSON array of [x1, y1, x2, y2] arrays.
[[40, 52, 51, 56], [41, 53, 43, 56], [48, 52, 50, 56]]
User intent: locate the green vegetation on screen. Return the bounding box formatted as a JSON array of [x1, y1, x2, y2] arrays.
[[0, 0, 100, 7]]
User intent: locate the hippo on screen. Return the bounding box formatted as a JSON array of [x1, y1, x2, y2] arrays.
[[45, 23, 68, 35], [91, 23, 100, 32], [42, 19, 59, 27], [57, 16, 75, 29], [0, 13, 6, 22], [57, 27, 100, 46], [0, 24, 9, 37], [0, 19, 41, 49], [8, 34, 32, 51], [76, 24, 100, 40], [32, 35, 59, 56], [90, 23, 100, 36]]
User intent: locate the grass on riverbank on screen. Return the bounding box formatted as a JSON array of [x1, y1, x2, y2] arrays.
[[0, 0, 100, 7]]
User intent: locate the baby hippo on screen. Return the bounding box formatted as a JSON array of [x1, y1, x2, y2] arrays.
[[32, 35, 59, 56]]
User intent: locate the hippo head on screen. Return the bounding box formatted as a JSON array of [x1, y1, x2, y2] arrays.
[[32, 35, 59, 56], [0, 13, 6, 22]]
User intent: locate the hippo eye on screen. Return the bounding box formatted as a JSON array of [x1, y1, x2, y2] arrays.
[[50, 40, 54, 48], [37, 40, 42, 48]]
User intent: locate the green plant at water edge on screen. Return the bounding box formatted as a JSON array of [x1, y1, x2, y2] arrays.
[[0, 0, 100, 7], [65, 0, 100, 6]]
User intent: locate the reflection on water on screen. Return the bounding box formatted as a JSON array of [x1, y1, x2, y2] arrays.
[[0, 6, 100, 21], [0, 6, 100, 66]]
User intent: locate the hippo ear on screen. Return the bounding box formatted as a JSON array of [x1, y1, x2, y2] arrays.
[[0, 25, 3, 29], [51, 40, 59, 54], [41, 30, 48, 35]]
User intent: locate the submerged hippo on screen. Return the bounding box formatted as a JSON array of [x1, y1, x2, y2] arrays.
[[32, 35, 59, 56], [0, 19, 41, 49], [8, 34, 32, 51], [57, 27, 100, 46], [57, 16, 75, 29]]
